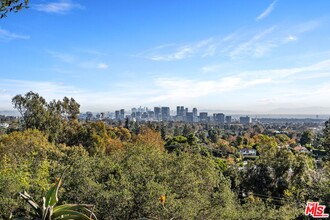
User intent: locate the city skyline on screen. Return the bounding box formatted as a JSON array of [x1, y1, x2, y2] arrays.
[[1, 1, 330, 113]]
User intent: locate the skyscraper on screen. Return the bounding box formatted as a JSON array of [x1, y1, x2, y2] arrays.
[[120, 109, 125, 120], [154, 107, 161, 121], [161, 107, 170, 120], [240, 116, 251, 124], [193, 108, 197, 117], [199, 112, 208, 122], [115, 110, 120, 120], [214, 113, 225, 124], [180, 106, 185, 116], [225, 116, 232, 124], [177, 106, 181, 116]]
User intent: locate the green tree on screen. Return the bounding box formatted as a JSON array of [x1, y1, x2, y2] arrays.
[[0, 0, 28, 18], [300, 130, 313, 146], [321, 119, 330, 161], [12, 91, 80, 142]]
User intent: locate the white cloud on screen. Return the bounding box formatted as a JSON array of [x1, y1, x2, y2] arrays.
[[284, 35, 298, 42], [97, 63, 109, 69], [144, 75, 272, 104], [140, 19, 314, 62], [34, 0, 83, 14], [48, 50, 109, 70], [48, 50, 76, 63], [201, 64, 222, 73], [139, 38, 215, 61], [0, 28, 30, 40], [77, 60, 109, 70], [239, 59, 330, 83], [296, 20, 320, 33], [0, 79, 82, 110], [229, 26, 276, 59], [256, 0, 277, 21]]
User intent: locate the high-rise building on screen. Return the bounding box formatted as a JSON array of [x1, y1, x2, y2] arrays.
[[148, 111, 155, 119], [199, 112, 208, 122], [193, 108, 197, 117], [225, 116, 232, 124], [161, 107, 170, 120], [240, 116, 251, 125], [180, 106, 185, 116], [120, 109, 125, 120], [186, 112, 194, 122], [154, 107, 161, 121], [115, 110, 120, 120], [214, 113, 225, 124], [177, 106, 181, 116]]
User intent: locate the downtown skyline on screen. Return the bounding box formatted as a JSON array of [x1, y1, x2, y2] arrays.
[[1, 0, 330, 114]]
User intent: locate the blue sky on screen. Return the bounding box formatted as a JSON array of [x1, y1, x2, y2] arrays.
[[1, 0, 330, 114]]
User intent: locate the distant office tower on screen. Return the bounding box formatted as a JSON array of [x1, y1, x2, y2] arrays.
[[199, 112, 208, 122], [141, 112, 148, 119], [120, 109, 125, 120], [193, 108, 197, 117], [214, 113, 225, 124], [225, 116, 232, 124], [148, 111, 154, 119], [186, 112, 194, 122], [161, 107, 170, 120], [240, 116, 251, 124], [177, 106, 181, 116], [115, 110, 120, 120], [180, 106, 185, 116], [154, 107, 161, 121]]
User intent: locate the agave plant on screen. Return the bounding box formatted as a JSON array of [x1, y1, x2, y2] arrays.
[[15, 176, 97, 220]]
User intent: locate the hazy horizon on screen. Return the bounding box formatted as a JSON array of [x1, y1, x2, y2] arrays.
[[1, 1, 330, 114]]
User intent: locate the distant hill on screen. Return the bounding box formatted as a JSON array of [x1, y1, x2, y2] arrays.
[[268, 106, 330, 115]]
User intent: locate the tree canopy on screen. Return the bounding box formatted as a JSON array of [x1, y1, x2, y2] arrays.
[[0, 0, 28, 18]]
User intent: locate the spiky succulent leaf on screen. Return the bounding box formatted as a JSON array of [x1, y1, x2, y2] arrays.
[[45, 177, 62, 207], [52, 210, 92, 220], [19, 191, 42, 217], [53, 204, 97, 219]]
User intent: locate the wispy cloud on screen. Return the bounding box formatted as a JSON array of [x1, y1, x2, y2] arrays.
[[96, 63, 109, 69], [240, 58, 330, 82], [256, 0, 277, 21], [48, 50, 109, 70], [34, 0, 83, 14], [48, 50, 76, 63], [201, 64, 223, 73], [0, 79, 82, 109], [283, 35, 298, 42], [0, 28, 30, 41], [77, 60, 109, 69], [144, 76, 272, 103], [295, 20, 320, 33], [140, 18, 318, 62], [138, 38, 216, 61], [229, 26, 277, 59]]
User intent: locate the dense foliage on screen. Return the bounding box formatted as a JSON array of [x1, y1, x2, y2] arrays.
[[1, 91, 329, 219], [0, 0, 28, 18]]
